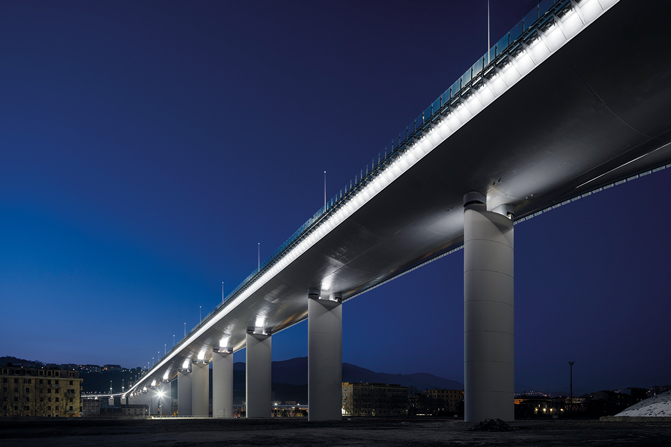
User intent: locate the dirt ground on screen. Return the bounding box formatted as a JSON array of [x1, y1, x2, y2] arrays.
[[0, 417, 670, 446]]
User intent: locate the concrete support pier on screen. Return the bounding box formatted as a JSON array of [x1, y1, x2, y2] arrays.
[[308, 288, 343, 421], [213, 349, 234, 418], [463, 192, 514, 422], [149, 391, 159, 415], [177, 370, 192, 416], [192, 361, 210, 416], [246, 330, 272, 418]]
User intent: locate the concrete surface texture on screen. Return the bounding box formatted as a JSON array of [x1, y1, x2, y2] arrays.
[[1, 418, 670, 446]]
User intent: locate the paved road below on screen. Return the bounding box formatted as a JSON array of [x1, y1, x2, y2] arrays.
[[1, 417, 670, 446]]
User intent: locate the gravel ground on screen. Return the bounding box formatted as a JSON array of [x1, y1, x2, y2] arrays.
[[0, 417, 670, 446]]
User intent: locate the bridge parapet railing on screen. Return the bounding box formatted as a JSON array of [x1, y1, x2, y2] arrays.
[[164, 0, 580, 362]]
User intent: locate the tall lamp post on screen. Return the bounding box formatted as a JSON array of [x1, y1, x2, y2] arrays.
[[158, 390, 163, 417], [568, 361, 575, 411]]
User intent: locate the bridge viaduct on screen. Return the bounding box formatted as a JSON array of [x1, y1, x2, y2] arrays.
[[117, 0, 671, 423]]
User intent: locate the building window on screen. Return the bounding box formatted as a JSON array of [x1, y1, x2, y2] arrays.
[[55, 372, 59, 377], [55, 389, 60, 394], [14, 406, 18, 411], [69, 398, 73, 403], [48, 389, 51, 394], [25, 388, 30, 393], [55, 406, 59, 411], [13, 397, 18, 402], [55, 380, 59, 384], [14, 379, 18, 383], [55, 398, 59, 402], [69, 380, 73, 385], [39, 379, 43, 384], [13, 388, 18, 393], [47, 380, 51, 385], [47, 406, 51, 410], [24, 379, 31, 383], [24, 406, 29, 410]]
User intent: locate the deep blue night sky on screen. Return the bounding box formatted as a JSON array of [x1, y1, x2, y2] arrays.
[[1, 0, 669, 395]]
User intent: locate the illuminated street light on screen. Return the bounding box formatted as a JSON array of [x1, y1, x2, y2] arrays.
[[156, 388, 165, 417]]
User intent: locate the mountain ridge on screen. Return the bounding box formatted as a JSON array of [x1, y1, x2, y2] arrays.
[[255, 357, 462, 390]]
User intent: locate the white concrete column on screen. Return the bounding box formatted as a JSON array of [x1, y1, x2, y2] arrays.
[[149, 390, 159, 415], [178, 370, 192, 416], [308, 289, 342, 421], [192, 362, 210, 417], [246, 330, 272, 418], [212, 348, 234, 418], [463, 192, 514, 422]]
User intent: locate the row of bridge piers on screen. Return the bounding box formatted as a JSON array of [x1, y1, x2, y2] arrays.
[[128, 192, 514, 423]]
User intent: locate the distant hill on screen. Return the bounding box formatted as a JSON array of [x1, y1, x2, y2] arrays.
[[0, 356, 43, 367], [342, 362, 463, 391], [80, 370, 140, 393], [263, 357, 462, 390]]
